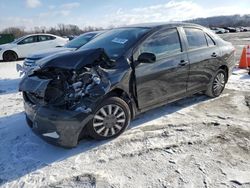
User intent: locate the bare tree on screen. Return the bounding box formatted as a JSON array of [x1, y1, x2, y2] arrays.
[[0, 24, 104, 38], [0, 27, 26, 38]]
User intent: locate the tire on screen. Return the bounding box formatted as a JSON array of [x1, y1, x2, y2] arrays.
[[87, 97, 131, 140], [3, 51, 18, 62], [205, 69, 227, 98], [25, 115, 33, 128]]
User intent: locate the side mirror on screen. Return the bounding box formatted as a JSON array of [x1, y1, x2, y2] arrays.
[[137, 52, 156, 64]]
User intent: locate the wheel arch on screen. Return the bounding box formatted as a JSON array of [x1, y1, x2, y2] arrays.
[[78, 87, 136, 141], [218, 65, 229, 82], [106, 87, 136, 119], [2, 49, 19, 60]]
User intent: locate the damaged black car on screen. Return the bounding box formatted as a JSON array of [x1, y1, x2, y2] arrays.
[[19, 23, 235, 147]]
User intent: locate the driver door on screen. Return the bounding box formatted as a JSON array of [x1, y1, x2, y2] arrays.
[[17, 35, 39, 57], [134, 28, 189, 109]]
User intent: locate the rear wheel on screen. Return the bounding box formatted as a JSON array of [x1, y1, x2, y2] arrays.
[[3, 51, 18, 62], [87, 97, 131, 140], [205, 69, 227, 97]]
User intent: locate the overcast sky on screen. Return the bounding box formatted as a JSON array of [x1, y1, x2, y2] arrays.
[[0, 0, 249, 30]]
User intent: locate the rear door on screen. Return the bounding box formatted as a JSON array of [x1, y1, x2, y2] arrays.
[[134, 27, 189, 109], [38, 35, 57, 49], [182, 27, 218, 92], [17, 35, 39, 57]]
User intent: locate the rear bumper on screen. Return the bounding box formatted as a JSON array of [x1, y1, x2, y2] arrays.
[[24, 99, 93, 148]]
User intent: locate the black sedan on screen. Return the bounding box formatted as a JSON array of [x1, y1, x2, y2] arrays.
[[19, 23, 235, 147]]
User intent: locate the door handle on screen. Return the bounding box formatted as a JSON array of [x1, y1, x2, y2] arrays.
[[211, 52, 217, 57], [179, 60, 188, 66]]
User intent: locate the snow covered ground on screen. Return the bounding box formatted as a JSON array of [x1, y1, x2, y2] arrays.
[[0, 33, 250, 188]]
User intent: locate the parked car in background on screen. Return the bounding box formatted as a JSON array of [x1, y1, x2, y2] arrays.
[[66, 35, 77, 41], [0, 34, 15, 45], [240, 27, 248, 32], [223, 27, 237, 33], [236, 28, 241, 32], [0, 34, 68, 62], [210, 27, 226, 34], [19, 22, 236, 147], [18, 31, 103, 74]]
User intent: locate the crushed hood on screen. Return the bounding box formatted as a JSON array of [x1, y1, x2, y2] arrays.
[[26, 47, 75, 59], [37, 48, 111, 70]]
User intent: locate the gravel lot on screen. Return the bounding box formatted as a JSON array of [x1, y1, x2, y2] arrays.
[[0, 32, 250, 188]]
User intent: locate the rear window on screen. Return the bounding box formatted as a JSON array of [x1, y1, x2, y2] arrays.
[[184, 28, 207, 49]]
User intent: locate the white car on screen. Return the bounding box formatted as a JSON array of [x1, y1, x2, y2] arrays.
[[210, 27, 226, 34], [0, 34, 68, 61]]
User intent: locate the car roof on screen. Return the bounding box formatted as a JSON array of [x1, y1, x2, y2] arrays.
[[24, 33, 59, 38], [119, 22, 202, 29], [80, 30, 105, 35]]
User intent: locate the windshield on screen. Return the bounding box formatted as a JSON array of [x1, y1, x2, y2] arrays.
[[65, 32, 98, 48], [79, 27, 150, 59], [12, 36, 27, 44]]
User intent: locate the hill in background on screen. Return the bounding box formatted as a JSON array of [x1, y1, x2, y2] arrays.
[[188, 14, 250, 27]]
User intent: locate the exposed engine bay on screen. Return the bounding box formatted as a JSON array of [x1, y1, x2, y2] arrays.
[[19, 48, 112, 113]]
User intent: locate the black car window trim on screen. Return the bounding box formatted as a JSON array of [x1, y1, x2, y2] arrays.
[[205, 33, 216, 47], [183, 27, 210, 52], [134, 27, 183, 62], [49, 35, 56, 40]]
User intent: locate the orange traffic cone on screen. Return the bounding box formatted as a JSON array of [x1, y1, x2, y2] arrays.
[[239, 45, 250, 69], [247, 45, 250, 67]]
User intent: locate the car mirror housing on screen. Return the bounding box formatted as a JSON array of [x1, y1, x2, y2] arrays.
[[137, 52, 156, 64]]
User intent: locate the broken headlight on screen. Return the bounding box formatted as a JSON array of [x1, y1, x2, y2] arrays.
[[42, 67, 105, 112]]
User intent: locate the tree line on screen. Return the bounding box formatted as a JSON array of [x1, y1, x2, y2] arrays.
[[1, 14, 250, 38], [0, 24, 104, 38]]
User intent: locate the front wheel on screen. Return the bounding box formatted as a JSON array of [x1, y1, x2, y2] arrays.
[[87, 97, 131, 140], [3, 51, 18, 62], [205, 69, 227, 97]]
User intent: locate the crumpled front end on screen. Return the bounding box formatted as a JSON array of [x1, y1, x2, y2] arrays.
[[19, 49, 112, 147]]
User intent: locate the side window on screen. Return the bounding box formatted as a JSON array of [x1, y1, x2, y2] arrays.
[[48, 35, 56, 40], [19, 36, 37, 44], [39, 35, 48, 42], [206, 34, 216, 47], [137, 28, 181, 60], [184, 28, 207, 49], [38, 35, 56, 42]]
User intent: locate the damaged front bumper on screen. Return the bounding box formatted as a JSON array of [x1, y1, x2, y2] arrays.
[[16, 63, 36, 77], [24, 95, 93, 148], [19, 48, 113, 147]]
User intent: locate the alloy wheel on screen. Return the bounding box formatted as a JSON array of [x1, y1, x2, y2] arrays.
[[93, 104, 126, 137], [213, 72, 225, 96]]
